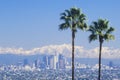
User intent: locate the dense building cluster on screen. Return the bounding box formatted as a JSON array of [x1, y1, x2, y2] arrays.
[[0, 65, 120, 80], [0, 54, 120, 80], [23, 54, 66, 70]]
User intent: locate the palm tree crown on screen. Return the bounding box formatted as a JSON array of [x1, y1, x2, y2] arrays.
[[88, 19, 115, 43], [59, 7, 87, 32]]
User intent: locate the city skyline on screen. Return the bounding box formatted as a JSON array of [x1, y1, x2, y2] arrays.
[[0, 53, 119, 80]]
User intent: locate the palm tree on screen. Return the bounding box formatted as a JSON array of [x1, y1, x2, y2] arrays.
[[88, 19, 115, 80], [59, 7, 87, 80]]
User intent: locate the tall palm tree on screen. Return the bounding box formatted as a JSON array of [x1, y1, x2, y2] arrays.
[[59, 7, 87, 80], [88, 19, 115, 80]]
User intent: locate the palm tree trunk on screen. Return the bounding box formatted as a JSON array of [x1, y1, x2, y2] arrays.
[[72, 31, 75, 80], [98, 42, 102, 80]]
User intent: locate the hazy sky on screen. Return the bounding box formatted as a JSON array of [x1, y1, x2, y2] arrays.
[[0, 0, 120, 49]]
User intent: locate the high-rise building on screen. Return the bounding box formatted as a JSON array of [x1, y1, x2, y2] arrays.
[[23, 59, 29, 66], [34, 59, 40, 68], [58, 54, 65, 69], [43, 55, 49, 68], [48, 55, 57, 69], [109, 61, 113, 67], [54, 54, 58, 69], [49, 55, 54, 69]]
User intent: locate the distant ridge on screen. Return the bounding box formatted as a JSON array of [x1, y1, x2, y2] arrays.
[[0, 44, 120, 59]]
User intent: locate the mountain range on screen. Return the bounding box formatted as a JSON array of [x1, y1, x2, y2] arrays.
[[0, 44, 120, 59]]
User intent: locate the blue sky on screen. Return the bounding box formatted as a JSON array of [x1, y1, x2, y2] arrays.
[[0, 0, 120, 49]]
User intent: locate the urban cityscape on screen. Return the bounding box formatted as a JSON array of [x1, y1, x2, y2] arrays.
[[0, 0, 120, 80], [0, 54, 120, 80]]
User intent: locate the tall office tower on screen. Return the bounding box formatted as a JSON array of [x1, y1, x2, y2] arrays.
[[49, 55, 54, 69], [109, 61, 113, 67], [34, 59, 40, 68], [58, 54, 65, 69], [23, 59, 29, 66], [43, 55, 49, 69], [54, 53, 58, 69], [55, 52, 58, 63], [48, 55, 57, 69]]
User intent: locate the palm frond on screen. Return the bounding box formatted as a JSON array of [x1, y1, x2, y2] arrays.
[[60, 16, 72, 21], [77, 22, 87, 30], [109, 35, 115, 40], [79, 14, 86, 21], [104, 34, 115, 41], [60, 12, 66, 16], [98, 19, 109, 31], [60, 16, 66, 20], [89, 34, 97, 43], [106, 27, 115, 34], [88, 25, 96, 34], [59, 23, 69, 30], [83, 23, 88, 30], [65, 9, 71, 17], [92, 21, 98, 29]]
